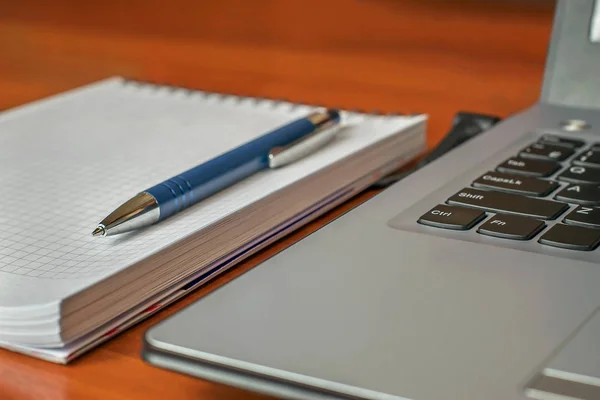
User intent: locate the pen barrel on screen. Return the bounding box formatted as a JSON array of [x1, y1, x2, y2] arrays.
[[146, 116, 323, 220], [147, 176, 196, 219], [146, 156, 267, 220]]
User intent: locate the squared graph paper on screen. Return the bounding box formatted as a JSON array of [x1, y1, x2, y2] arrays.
[[0, 77, 424, 306]]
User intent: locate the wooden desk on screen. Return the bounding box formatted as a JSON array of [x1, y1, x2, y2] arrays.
[[0, 1, 554, 398]]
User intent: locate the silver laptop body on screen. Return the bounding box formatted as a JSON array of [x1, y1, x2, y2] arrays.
[[142, 1, 600, 399]]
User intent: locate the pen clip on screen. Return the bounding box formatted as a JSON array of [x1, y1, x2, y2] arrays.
[[268, 120, 341, 168]]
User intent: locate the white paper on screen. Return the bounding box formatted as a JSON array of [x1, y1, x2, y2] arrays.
[[0, 77, 425, 341]]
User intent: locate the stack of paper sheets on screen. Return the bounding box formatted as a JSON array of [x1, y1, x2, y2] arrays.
[[0, 77, 427, 363]]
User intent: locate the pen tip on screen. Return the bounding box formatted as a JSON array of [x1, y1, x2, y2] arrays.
[[91, 226, 106, 237]]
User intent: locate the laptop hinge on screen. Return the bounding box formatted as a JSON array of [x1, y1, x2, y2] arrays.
[[541, 0, 600, 110]]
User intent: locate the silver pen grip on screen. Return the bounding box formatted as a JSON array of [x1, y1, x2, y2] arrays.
[[268, 121, 341, 168]]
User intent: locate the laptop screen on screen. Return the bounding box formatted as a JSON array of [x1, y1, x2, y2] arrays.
[[592, 0, 600, 43], [541, 0, 600, 109]]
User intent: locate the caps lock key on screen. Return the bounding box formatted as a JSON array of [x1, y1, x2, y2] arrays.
[[472, 171, 558, 196]]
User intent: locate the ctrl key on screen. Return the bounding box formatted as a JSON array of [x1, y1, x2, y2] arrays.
[[418, 204, 485, 230]]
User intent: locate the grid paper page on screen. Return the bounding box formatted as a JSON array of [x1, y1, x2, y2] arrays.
[[0, 78, 424, 308]]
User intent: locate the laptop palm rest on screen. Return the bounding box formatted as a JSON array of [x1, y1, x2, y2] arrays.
[[526, 308, 600, 400]]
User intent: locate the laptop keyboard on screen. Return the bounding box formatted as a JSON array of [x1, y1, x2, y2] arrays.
[[416, 134, 600, 251]]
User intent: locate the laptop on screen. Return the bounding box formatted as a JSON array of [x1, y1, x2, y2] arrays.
[[142, 1, 600, 399]]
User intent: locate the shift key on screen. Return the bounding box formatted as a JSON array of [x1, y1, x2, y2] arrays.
[[447, 188, 568, 220]]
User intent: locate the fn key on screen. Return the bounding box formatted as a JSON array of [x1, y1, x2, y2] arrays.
[[477, 214, 545, 240], [418, 204, 485, 230]]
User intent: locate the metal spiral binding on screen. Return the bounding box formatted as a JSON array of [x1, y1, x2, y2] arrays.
[[119, 78, 421, 117]]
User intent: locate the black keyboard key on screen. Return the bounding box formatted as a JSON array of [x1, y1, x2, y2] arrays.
[[520, 142, 574, 162], [554, 184, 600, 205], [539, 134, 586, 149], [417, 204, 485, 230], [539, 224, 600, 251], [447, 188, 568, 220], [472, 171, 558, 196], [557, 165, 600, 184], [573, 149, 600, 168], [564, 206, 600, 228], [477, 214, 545, 240], [497, 157, 560, 177]]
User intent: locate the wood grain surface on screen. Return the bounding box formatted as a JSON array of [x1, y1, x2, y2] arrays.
[[0, 1, 555, 399]]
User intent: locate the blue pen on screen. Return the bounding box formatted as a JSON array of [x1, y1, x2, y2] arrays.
[[92, 109, 341, 237]]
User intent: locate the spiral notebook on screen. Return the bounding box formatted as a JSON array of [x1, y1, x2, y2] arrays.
[[0, 77, 427, 363]]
